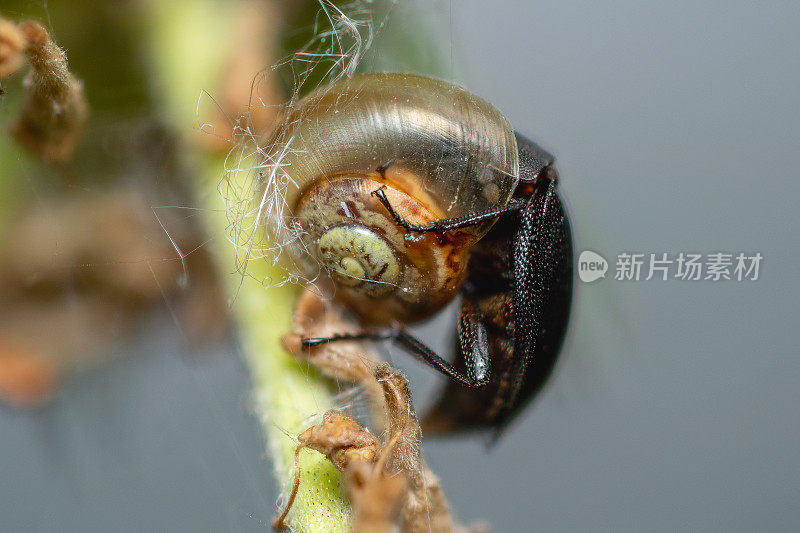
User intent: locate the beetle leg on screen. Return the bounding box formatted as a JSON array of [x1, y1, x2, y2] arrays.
[[371, 186, 525, 233], [389, 328, 482, 386], [456, 295, 492, 386], [302, 330, 396, 346], [302, 327, 486, 387]]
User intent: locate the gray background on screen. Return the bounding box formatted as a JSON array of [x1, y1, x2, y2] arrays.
[[2, 0, 799, 531]]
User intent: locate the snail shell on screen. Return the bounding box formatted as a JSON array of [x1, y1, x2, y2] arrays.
[[269, 73, 520, 323]]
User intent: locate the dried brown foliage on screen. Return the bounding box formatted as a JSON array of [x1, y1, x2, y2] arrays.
[[0, 191, 227, 407], [0, 18, 25, 78], [279, 286, 484, 532], [0, 18, 88, 163], [0, 18, 227, 408]]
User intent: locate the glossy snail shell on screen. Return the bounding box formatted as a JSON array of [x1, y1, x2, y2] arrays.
[[270, 73, 520, 323]]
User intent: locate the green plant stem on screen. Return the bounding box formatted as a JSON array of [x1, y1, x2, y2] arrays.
[[142, 1, 351, 531], [201, 164, 351, 533]]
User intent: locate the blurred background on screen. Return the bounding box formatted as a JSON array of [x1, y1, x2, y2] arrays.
[[1, 0, 798, 531]]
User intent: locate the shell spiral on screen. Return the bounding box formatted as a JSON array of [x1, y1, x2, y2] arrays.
[[267, 73, 520, 323]]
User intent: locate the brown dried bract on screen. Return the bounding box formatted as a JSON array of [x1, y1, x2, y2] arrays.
[[4, 20, 88, 164], [282, 286, 386, 428], [272, 409, 384, 530], [347, 460, 408, 533], [0, 190, 228, 407], [272, 367, 413, 533], [377, 366, 468, 533], [0, 18, 25, 79], [280, 287, 482, 532], [0, 337, 58, 408]]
